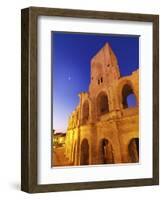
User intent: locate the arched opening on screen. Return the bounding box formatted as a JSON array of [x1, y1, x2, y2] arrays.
[[99, 138, 114, 164], [73, 143, 76, 164], [97, 92, 109, 116], [128, 138, 139, 163], [122, 84, 137, 109], [80, 139, 89, 165], [126, 93, 137, 107], [82, 101, 89, 124]]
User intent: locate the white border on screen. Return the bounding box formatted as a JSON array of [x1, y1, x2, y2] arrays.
[[37, 16, 153, 184]]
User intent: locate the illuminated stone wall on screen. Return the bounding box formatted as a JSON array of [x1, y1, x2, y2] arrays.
[[65, 43, 139, 165]]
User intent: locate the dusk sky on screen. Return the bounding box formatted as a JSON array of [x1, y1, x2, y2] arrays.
[[52, 32, 139, 132]]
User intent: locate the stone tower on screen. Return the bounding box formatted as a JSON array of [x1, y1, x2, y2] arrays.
[[89, 42, 120, 96]]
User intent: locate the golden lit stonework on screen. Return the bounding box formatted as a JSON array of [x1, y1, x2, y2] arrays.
[[53, 42, 139, 166]]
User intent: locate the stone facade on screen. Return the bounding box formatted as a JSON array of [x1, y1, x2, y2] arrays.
[[65, 42, 139, 166]]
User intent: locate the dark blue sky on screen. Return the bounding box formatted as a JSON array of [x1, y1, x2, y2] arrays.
[[52, 32, 139, 132]]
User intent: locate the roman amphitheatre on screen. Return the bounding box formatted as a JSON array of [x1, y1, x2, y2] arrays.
[[53, 42, 139, 167]]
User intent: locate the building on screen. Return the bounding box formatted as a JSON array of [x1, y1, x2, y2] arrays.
[[65, 42, 139, 166], [53, 132, 66, 148]]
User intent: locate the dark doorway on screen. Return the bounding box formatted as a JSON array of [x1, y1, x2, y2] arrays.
[[97, 92, 109, 115], [80, 139, 89, 165], [73, 143, 76, 164], [99, 138, 114, 164], [128, 138, 139, 163], [82, 101, 89, 124]]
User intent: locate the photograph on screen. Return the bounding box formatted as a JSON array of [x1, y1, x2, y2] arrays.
[[52, 32, 139, 167], [21, 7, 159, 193]]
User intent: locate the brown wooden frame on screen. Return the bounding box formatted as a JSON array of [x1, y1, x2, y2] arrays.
[[21, 6, 159, 193]]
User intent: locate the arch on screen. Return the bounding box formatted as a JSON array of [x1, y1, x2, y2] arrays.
[[80, 139, 89, 165], [82, 100, 89, 124], [73, 142, 77, 164], [99, 138, 114, 164], [128, 138, 139, 163], [97, 92, 109, 116], [122, 83, 137, 109], [126, 93, 137, 108]]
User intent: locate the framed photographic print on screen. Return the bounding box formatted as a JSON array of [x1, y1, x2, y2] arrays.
[[21, 7, 159, 193]]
